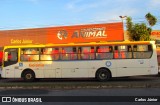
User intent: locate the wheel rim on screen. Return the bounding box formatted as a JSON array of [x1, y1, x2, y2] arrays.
[[99, 71, 108, 80], [25, 74, 32, 80]]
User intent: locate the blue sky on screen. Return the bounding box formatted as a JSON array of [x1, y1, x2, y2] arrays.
[[0, 0, 160, 30]]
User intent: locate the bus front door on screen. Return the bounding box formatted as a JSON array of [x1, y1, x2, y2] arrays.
[[3, 48, 18, 78]]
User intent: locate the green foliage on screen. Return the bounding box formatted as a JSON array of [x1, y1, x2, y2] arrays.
[[126, 13, 157, 41], [145, 12, 157, 27]]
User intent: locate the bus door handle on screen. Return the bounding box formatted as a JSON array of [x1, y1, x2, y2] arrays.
[[123, 67, 127, 68]]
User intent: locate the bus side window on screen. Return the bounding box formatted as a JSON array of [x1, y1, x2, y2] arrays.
[[133, 45, 152, 59], [133, 45, 138, 58], [96, 46, 113, 59], [52, 48, 60, 60], [114, 46, 119, 59], [81, 47, 90, 60], [20, 48, 39, 61], [79, 47, 94, 60], [127, 45, 132, 58], [71, 47, 77, 60], [78, 47, 81, 60], [90, 47, 95, 59], [61, 47, 77, 60]]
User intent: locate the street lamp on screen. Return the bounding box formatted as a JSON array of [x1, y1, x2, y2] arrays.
[[119, 15, 127, 28], [119, 16, 127, 41], [119, 16, 127, 19]]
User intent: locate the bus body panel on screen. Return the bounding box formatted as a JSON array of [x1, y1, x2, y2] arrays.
[[117, 59, 150, 77], [2, 60, 118, 79], [150, 43, 158, 74]]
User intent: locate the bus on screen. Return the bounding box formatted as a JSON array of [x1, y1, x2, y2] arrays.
[[0, 41, 158, 82]]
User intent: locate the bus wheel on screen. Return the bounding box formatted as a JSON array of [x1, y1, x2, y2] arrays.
[[23, 70, 35, 82], [96, 68, 111, 81]]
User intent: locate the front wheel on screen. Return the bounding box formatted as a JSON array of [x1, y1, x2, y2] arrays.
[[23, 70, 35, 82], [96, 69, 111, 81]]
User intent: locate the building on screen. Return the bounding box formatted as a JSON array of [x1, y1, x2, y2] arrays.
[[0, 22, 124, 47]]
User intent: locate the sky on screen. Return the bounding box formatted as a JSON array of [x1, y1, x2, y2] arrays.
[[0, 0, 160, 30]]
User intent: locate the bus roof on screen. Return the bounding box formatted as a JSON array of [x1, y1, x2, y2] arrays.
[[3, 41, 155, 49]]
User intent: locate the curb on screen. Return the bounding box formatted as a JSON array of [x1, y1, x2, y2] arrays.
[[1, 83, 160, 89]]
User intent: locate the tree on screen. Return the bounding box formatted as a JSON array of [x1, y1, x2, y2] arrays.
[[126, 13, 157, 41], [145, 12, 157, 27]]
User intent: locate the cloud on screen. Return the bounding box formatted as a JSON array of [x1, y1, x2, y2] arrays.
[[149, 0, 160, 7], [26, 0, 40, 4], [65, 0, 142, 25], [66, 0, 83, 9], [92, 8, 138, 23], [66, 0, 111, 12], [66, 0, 139, 13]]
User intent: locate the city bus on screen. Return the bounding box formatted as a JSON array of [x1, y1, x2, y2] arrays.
[[0, 41, 158, 82]]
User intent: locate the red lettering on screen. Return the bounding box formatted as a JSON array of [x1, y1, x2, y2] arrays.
[[152, 32, 160, 35], [29, 63, 44, 68]]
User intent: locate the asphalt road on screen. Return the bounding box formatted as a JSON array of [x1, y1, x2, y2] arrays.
[[0, 76, 160, 105], [0, 75, 160, 85], [0, 75, 160, 82]]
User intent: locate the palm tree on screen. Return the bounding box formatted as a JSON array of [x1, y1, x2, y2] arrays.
[[145, 12, 157, 27]]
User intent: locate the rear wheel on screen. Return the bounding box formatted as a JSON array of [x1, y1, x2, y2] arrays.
[[23, 70, 35, 82], [96, 68, 111, 81]]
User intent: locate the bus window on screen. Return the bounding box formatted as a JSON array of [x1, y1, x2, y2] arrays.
[[114, 45, 132, 59], [4, 48, 18, 67], [81, 47, 95, 60], [61, 47, 77, 60], [52, 48, 60, 60], [21, 48, 39, 61], [133, 45, 153, 59], [41, 48, 53, 54], [40, 48, 60, 61], [114, 46, 119, 59], [96, 46, 113, 59], [118, 45, 132, 59]]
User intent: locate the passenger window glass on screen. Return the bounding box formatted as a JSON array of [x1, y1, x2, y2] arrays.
[[61, 47, 77, 60], [40, 48, 60, 61], [79, 47, 95, 60], [96, 46, 113, 59], [133, 45, 153, 59], [21, 48, 39, 54], [114, 45, 132, 59], [21, 48, 39, 61]]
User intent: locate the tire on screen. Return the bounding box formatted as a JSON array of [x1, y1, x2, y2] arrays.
[[23, 70, 35, 82], [96, 68, 111, 81]]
